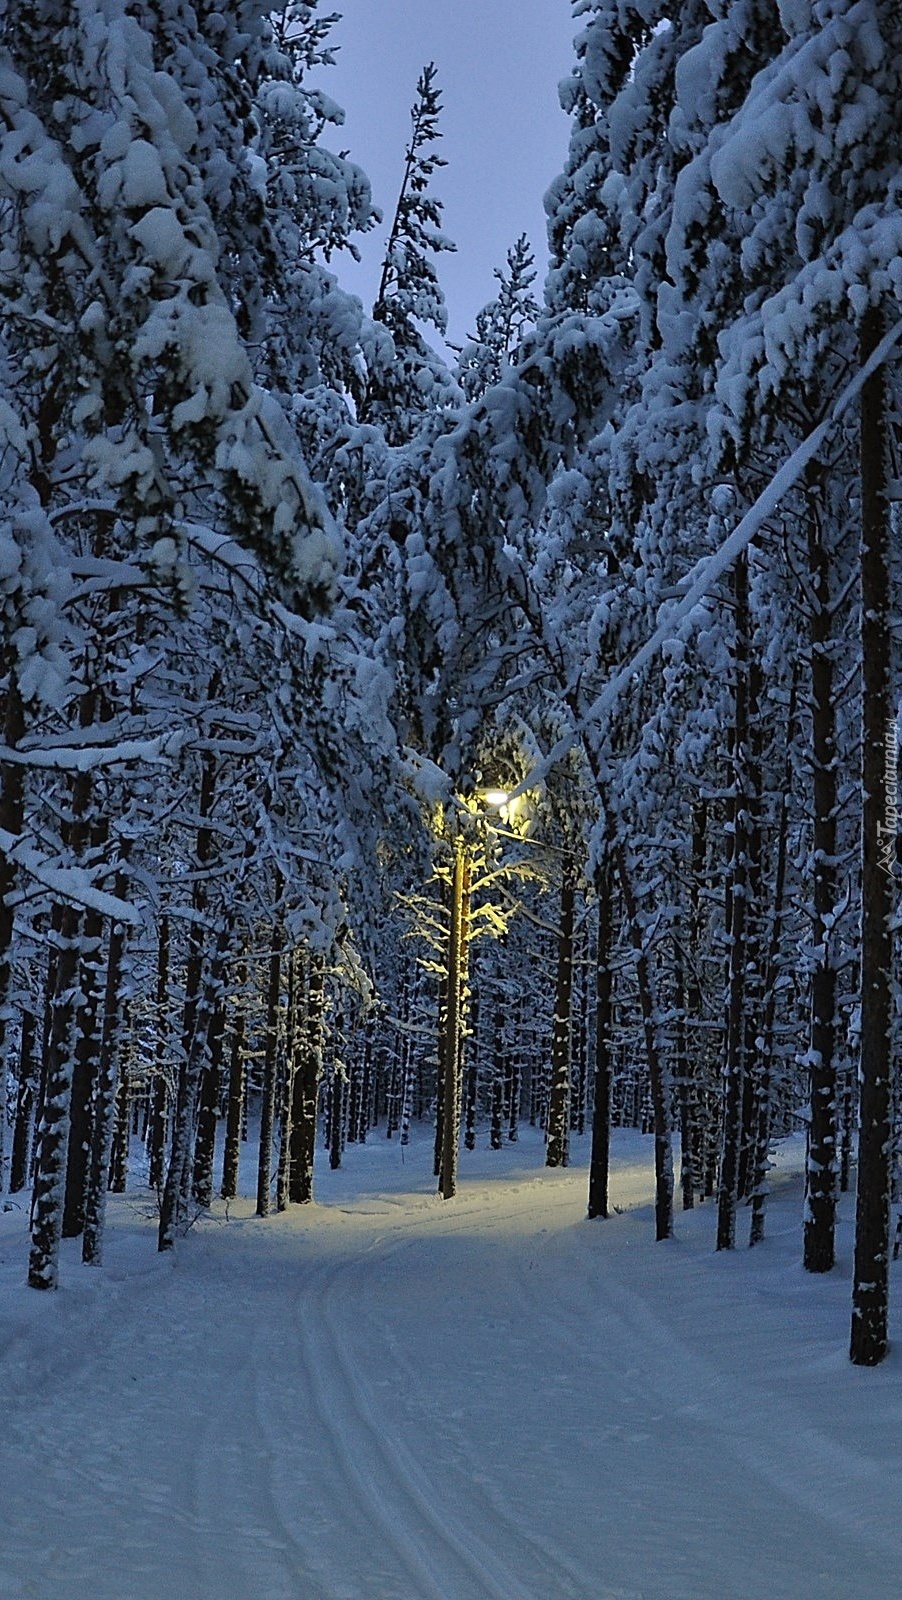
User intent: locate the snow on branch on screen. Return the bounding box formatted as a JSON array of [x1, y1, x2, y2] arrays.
[[0, 829, 141, 925], [513, 315, 902, 794], [0, 730, 186, 771]]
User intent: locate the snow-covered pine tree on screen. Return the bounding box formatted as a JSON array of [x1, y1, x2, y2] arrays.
[[356, 62, 461, 445], [457, 235, 540, 401]]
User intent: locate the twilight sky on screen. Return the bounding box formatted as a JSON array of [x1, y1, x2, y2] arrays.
[[324, 1, 578, 348]]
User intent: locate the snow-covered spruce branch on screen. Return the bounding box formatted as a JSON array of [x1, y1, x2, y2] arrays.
[[0, 829, 141, 924], [0, 731, 186, 772]]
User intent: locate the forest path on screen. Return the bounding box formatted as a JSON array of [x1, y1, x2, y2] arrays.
[[0, 1130, 900, 1600]]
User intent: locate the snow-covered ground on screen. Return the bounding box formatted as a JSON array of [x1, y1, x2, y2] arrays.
[[1, 1128, 900, 1600]]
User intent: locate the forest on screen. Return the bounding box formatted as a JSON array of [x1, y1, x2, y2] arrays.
[[1, 0, 900, 1390]]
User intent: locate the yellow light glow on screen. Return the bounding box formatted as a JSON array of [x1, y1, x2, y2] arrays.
[[482, 789, 510, 808]]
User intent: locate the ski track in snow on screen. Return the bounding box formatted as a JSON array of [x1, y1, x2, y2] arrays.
[[1, 1131, 901, 1600]]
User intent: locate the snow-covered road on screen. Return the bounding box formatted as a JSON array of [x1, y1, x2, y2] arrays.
[[1, 1130, 900, 1600]]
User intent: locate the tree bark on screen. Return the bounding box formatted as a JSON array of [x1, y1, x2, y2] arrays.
[[616, 844, 674, 1241], [546, 856, 577, 1168], [220, 957, 247, 1200], [587, 860, 614, 1220], [82, 870, 129, 1264], [804, 491, 840, 1272], [850, 306, 894, 1366], [288, 949, 325, 1205], [718, 551, 751, 1251], [256, 905, 283, 1217], [439, 841, 468, 1199]]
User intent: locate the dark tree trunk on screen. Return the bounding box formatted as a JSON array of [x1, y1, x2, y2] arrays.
[[804, 492, 840, 1272], [463, 984, 479, 1152], [0, 679, 26, 1151], [749, 675, 796, 1246], [9, 1006, 37, 1194], [617, 844, 674, 1241], [62, 902, 105, 1238], [328, 1052, 344, 1172], [718, 552, 751, 1252], [28, 739, 99, 1288], [83, 872, 129, 1264], [192, 997, 226, 1208], [28, 905, 82, 1289], [490, 994, 505, 1151], [148, 916, 170, 1193], [587, 861, 614, 1220], [433, 971, 447, 1177], [439, 842, 468, 1199], [158, 744, 221, 1249], [507, 997, 523, 1143], [220, 958, 247, 1200], [256, 908, 283, 1217], [850, 306, 894, 1367], [277, 953, 297, 1212], [288, 950, 325, 1205], [158, 925, 229, 1250], [547, 857, 577, 1168], [107, 1015, 130, 1194]]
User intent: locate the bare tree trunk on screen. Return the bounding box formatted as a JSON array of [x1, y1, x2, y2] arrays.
[[616, 844, 674, 1241], [9, 1005, 37, 1194], [439, 842, 468, 1199], [0, 679, 26, 1156], [148, 916, 170, 1193], [82, 870, 129, 1264], [804, 491, 841, 1272], [62, 901, 105, 1238], [256, 902, 283, 1217], [288, 950, 325, 1205], [192, 997, 225, 1208], [587, 861, 614, 1220], [749, 674, 796, 1246], [221, 957, 247, 1200], [850, 306, 894, 1366], [28, 905, 82, 1289], [546, 856, 577, 1168], [718, 552, 751, 1252]]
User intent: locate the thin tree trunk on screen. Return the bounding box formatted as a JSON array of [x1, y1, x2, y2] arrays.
[[107, 1013, 130, 1193], [850, 305, 894, 1366], [288, 950, 325, 1205], [439, 841, 467, 1199], [617, 844, 674, 1241], [27, 907, 82, 1289], [718, 552, 751, 1252], [82, 870, 129, 1264], [221, 958, 247, 1200], [158, 924, 229, 1250], [192, 996, 226, 1208], [9, 1006, 37, 1194], [749, 674, 796, 1246], [587, 861, 614, 1220], [0, 679, 26, 1163], [547, 856, 577, 1169], [804, 492, 840, 1272], [148, 915, 170, 1193], [256, 906, 283, 1217]]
